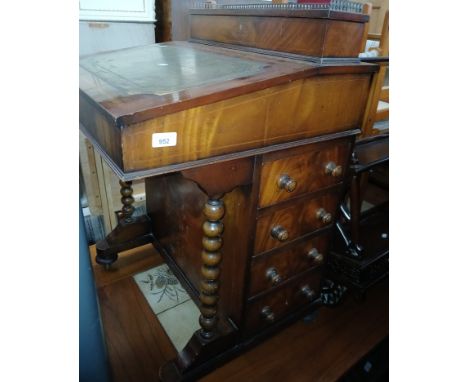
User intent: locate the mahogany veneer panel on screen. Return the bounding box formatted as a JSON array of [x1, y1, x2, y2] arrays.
[[322, 20, 366, 57], [259, 138, 352, 208], [244, 269, 322, 334], [189, 9, 368, 59], [145, 171, 254, 326], [249, 233, 330, 297], [190, 15, 327, 56], [123, 74, 370, 172], [255, 191, 340, 254]]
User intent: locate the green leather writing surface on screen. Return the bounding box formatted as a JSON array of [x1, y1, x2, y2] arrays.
[[80, 44, 265, 97]]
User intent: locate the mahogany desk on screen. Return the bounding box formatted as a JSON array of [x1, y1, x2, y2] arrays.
[[80, 5, 377, 380]]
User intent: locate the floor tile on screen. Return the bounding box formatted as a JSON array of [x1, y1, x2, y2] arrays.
[[157, 299, 201, 352], [133, 264, 190, 315]]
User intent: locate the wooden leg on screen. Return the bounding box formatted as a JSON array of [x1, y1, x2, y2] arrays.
[[160, 195, 237, 382], [117, 180, 135, 222], [350, 173, 361, 245], [160, 161, 253, 381], [95, 180, 154, 268], [199, 197, 224, 339]]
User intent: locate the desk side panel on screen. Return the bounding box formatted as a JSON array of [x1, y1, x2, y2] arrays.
[[80, 93, 123, 170], [322, 20, 366, 58], [145, 173, 253, 326], [122, 73, 371, 172]]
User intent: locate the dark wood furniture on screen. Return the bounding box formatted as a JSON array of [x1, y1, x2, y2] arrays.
[[328, 134, 389, 295], [80, 2, 378, 380], [189, 2, 369, 63]]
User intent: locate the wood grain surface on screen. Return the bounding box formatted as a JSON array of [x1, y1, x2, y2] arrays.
[[145, 170, 254, 326], [259, 138, 352, 208], [255, 191, 340, 254], [244, 269, 322, 334], [99, 278, 177, 382], [122, 73, 370, 172], [322, 20, 365, 57], [190, 15, 327, 56], [249, 233, 330, 297], [191, 16, 365, 58]]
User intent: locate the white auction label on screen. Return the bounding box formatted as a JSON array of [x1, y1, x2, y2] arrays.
[[152, 132, 177, 148]]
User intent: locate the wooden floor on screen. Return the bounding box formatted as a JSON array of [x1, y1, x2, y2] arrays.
[[90, 244, 388, 382]]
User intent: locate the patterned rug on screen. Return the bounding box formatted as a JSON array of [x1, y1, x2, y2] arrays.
[[133, 264, 200, 352]]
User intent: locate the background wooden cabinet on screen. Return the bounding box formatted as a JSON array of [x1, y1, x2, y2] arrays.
[[355, 0, 389, 35]]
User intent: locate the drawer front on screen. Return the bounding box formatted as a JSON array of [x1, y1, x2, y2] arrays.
[[255, 192, 339, 254], [259, 140, 351, 208], [244, 270, 322, 334], [249, 233, 329, 297]]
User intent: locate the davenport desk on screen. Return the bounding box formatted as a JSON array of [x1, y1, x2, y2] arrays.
[[79, 3, 378, 380]]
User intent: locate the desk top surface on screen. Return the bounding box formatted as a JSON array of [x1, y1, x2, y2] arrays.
[[80, 43, 266, 98], [80, 41, 321, 125], [80, 41, 373, 126]]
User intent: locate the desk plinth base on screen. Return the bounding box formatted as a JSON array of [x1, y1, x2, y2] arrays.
[[159, 298, 325, 382], [95, 179, 155, 268], [160, 325, 237, 382], [95, 215, 154, 268]]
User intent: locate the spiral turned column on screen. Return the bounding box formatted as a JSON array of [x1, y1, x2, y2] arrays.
[[117, 180, 135, 223], [199, 197, 225, 340]]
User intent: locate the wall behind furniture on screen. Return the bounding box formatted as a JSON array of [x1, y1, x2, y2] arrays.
[[79, 0, 156, 56], [79, 21, 155, 56]]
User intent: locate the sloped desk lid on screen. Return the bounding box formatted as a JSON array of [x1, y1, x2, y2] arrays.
[[80, 43, 266, 98], [80, 41, 368, 126], [79, 41, 376, 178]]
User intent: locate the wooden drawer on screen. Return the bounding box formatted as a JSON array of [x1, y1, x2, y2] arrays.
[[258, 140, 351, 208], [255, 192, 339, 254], [244, 270, 322, 334], [249, 233, 329, 297]]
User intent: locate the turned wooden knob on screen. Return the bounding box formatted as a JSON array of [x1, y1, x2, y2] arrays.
[[271, 225, 289, 242], [301, 285, 316, 301], [325, 161, 343, 177], [277, 174, 297, 193], [265, 267, 283, 285], [261, 306, 275, 323], [316, 208, 332, 224], [307, 248, 324, 263]]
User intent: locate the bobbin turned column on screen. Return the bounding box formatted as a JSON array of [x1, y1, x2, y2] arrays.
[[95, 179, 154, 269], [117, 180, 135, 222], [159, 159, 253, 381], [199, 197, 225, 340]]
